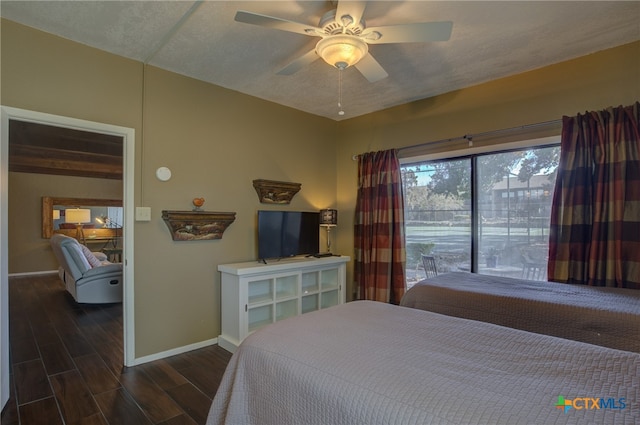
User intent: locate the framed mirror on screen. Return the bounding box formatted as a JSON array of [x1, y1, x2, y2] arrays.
[[42, 196, 123, 239]]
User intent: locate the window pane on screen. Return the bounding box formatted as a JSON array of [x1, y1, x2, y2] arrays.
[[401, 158, 471, 288], [401, 144, 560, 287], [477, 146, 559, 280]]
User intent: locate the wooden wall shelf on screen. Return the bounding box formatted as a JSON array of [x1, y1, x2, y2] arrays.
[[252, 179, 301, 204], [161, 210, 236, 241]]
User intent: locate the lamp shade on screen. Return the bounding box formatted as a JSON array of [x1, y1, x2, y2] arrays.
[[319, 209, 338, 226], [52, 210, 60, 220], [316, 35, 368, 69], [65, 208, 91, 224]]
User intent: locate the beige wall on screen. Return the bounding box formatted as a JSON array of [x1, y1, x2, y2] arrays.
[[334, 41, 640, 298], [3, 17, 638, 359], [2, 19, 337, 358], [133, 66, 336, 355]]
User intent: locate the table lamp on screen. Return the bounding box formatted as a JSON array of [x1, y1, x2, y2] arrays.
[[96, 215, 122, 248], [65, 208, 91, 244], [319, 209, 338, 253]]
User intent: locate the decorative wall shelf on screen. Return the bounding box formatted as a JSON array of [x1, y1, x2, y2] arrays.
[[252, 179, 301, 204], [161, 210, 236, 241]]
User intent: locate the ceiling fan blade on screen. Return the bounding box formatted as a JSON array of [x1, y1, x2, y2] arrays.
[[335, 0, 367, 29], [354, 53, 388, 83], [276, 49, 320, 75], [362, 21, 453, 44], [235, 11, 322, 37]]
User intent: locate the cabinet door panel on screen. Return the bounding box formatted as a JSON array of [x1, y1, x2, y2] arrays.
[[302, 271, 319, 294], [248, 305, 272, 332], [301, 294, 319, 314], [276, 299, 298, 321], [321, 290, 339, 309], [321, 269, 339, 290], [276, 275, 298, 300], [248, 279, 272, 305]]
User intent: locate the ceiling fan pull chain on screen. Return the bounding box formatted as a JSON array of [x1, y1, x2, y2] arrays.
[[338, 68, 345, 116]]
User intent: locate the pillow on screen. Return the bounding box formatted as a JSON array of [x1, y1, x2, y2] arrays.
[[80, 244, 102, 268], [93, 252, 108, 262]]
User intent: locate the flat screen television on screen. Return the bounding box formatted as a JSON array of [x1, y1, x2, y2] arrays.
[[258, 210, 319, 261]]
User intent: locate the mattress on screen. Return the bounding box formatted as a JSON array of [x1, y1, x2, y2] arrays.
[[400, 272, 640, 353], [207, 301, 639, 425]]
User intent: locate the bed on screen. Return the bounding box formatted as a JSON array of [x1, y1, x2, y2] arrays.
[[207, 301, 639, 425], [400, 272, 640, 353]]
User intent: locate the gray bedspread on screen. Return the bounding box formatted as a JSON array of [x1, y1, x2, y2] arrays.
[[400, 272, 640, 353], [207, 301, 639, 425]]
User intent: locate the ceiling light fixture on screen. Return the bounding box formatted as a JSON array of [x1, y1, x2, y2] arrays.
[[316, 35, 368, 70], [316, 35, 367, 117]]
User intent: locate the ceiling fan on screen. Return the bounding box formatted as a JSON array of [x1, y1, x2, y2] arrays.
[[234, 0, 452, 83]]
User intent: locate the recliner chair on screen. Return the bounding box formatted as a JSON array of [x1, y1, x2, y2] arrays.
[[50, 234, 123, 303]]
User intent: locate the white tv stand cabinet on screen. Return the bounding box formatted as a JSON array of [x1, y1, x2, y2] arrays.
[[218, 255, 349, 353]]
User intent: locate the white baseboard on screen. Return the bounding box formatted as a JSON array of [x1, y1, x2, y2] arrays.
[[131, 337, 218, 366], [217, 335, 239, 354]]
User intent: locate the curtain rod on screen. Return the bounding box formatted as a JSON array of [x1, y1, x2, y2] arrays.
[[352, 119, 562, 160], [399, 119, 562, 152]]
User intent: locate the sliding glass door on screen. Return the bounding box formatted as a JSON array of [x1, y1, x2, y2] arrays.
[[402, 158, 471, 287], [401, 144, 559, 287], [476, 146, 558, 279]]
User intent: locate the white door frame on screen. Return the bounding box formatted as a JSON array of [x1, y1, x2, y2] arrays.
[[0, 108, 9, 410], [0, 107, 135, 408]]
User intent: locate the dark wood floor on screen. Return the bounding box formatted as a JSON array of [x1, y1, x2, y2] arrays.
[[1, 273, 232, 425]]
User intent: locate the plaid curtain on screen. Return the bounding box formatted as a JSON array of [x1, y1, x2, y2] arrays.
[[548, 102, 640, 288], [354, 149, 406, 304]]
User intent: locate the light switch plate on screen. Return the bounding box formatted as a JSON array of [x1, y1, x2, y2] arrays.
[[135, 207, 151, 221]]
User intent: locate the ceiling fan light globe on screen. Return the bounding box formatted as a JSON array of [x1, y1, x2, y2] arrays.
[[316, 35, 368, 69]]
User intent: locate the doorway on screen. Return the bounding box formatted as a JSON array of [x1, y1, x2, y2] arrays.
[[0, 106, 135, 409]]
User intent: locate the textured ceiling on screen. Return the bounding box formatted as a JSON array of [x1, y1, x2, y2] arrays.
[[1, 1, 639, 121]]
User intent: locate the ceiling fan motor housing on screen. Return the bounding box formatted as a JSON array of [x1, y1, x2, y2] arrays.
[[320, 9, 365, 35]]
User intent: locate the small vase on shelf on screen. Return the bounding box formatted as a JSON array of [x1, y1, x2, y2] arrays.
[[192, 197, 205, 211]]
